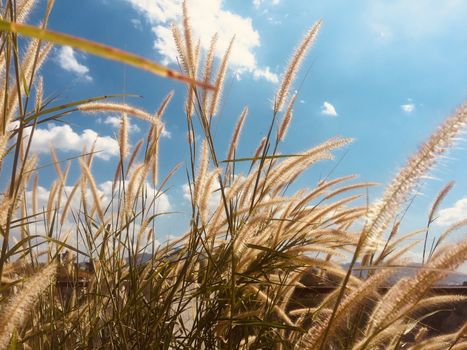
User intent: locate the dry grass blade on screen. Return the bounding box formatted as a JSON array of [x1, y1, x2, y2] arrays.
[[277, 93, 297, 141], [430, 218, 467, 259], [0, 19, 214, 89], [274, 20, 322, 113], [0, 263, 57, 350], [227, 106, 248, 162], [364, 104, 467, 252], [209, 36, 234, 118], [182, 0, 195, 77], [368, 240, 467, 335], [202, 33, 218, 110], [298, 268, 393, 348], [78, 102, 160, 125], [155, 90, 174, 119], [428, 181, 455, 226], [118, 113, 129, 159], [79, 158, 105, 223], [423, 181, 455, 263]]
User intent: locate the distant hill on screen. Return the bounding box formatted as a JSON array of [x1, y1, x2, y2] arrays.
[[126, 254, 467, 286], [343, 263, 467, 286]]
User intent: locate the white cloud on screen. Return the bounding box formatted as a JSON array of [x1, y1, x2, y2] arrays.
[[181, 174, 249, 216], [267, 16, 282, 25], [27, 181, 171, 221], [367, 1, 466, 42], [100, 115, 172, 138], [182, 183, 191, 201], [56, 46, 92, 81], [102, 116, 141, 133], [369, 22, 394, 43], [102, 116, 121, 128], [436, 197, 467, 226], [401, 103, 415, 114], [321, 101, 338, 117], [161, 126, 172, 139], [127, 0, 180, 23], [182, 181, 220, 215], [252, 66, 278, 83], [30, 124, 119, 160], [253, 0, 280, 9], [99, 180, 171, 213], [125, 0, 277, 82], [131, 18, 143, 30]]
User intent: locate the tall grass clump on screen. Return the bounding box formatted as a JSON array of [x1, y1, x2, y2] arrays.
[[0, 1, 466, 349]]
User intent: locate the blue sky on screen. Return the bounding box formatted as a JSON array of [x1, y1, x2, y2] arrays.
[[22, 0, 467, 267]]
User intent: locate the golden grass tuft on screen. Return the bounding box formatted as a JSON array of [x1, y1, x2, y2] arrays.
[[274, 20, 322, 113], [364, 104, 467, 253], [0, 263, 56, 350]]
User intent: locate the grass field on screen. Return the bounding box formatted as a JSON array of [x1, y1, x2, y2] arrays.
[[0, 1, 466, 349]]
